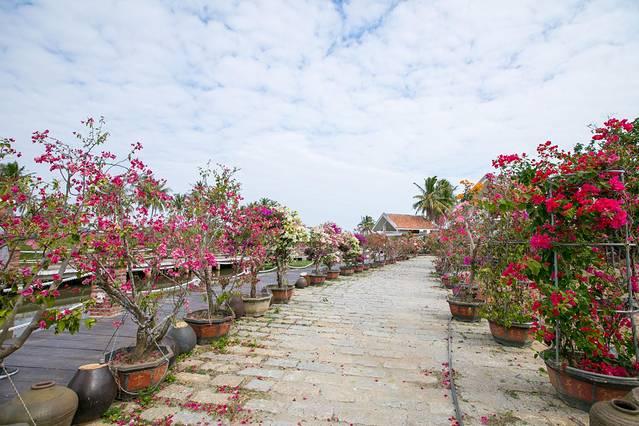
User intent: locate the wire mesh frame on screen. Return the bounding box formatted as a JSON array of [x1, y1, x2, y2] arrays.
[[548, 169, 639, 366]]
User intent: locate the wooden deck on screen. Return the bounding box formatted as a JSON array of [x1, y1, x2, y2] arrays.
[[0, 267, 312, 403]]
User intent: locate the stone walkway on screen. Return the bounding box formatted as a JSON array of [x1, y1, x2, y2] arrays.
[[100, 257, 589, 425]]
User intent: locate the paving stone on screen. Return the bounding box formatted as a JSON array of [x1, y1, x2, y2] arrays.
[[171, 411, 218, 425], [297, 361, 337, 373], [271, 381, 320, 397], [210, 374, 245, 387], [200, 361, 240, 372], [243, 378, 275, 392], [156, 384, 193, 400], [190, 389, 229, 404], [264, 357, 299, 368], [342, 365, 386, 378], [139, 406, 177, 422], [244, 398, 287, 414], [175, 372, 211, 385], [238, 367, 285, 379]]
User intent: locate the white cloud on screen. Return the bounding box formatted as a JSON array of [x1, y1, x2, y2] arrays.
[[1, 0, 638, 228]]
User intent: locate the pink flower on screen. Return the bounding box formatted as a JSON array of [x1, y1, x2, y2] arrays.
[[38, 320, 47, 329], [530, 233, 552, 250]]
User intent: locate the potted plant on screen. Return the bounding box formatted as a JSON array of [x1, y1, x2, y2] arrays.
[[227, 205, 278, 317], [353, 233, 368, 272], [63, 122, 191, 398], [305, 223, 337, 284], [366, 233, 387, 267], [445, 202, 485, 322], [180, 165, 240, 343], [265, 204, 308, 303], [338, 232, 361, 276], [494, 117, 639, 410], [479, 175, 536, 347]]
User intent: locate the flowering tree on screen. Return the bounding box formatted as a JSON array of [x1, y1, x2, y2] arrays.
[[172, 165, 241, 318], [338, 231, 362, 267], [494, 117, 639, 376], [353, 232, 368, 264], [365, 233, 387, 264], [305, 222, 341, 274], [222, 205, 279, 299], [0, 137, 92, 363], [268, 205, 308, 288]]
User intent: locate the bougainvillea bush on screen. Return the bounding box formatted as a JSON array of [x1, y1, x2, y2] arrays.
[[338, 231, 362, 267], [365, 233, 387, 264], [268, 205, 308, 288], [305, 222, 342, 274], [0, 136, 93, 363], [494, 117, 639, 376]]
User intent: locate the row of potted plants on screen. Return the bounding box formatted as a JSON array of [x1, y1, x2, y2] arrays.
[[431, 117, 639, 415]]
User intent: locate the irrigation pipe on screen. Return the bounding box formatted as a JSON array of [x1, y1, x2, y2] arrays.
[[448, 315, 464, 426]]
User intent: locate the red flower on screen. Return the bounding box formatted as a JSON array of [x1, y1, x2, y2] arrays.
[[530, 233, 552, 250]]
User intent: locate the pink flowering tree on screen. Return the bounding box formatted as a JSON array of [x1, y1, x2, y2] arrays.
[[32, 118, 191, 362], [0, 137, 93, 363], [173, 165, 241, 317], [222, 204, 280, 299]]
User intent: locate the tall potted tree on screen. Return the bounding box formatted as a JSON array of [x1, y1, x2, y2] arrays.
[[181, 165, 240, 343], [305, 225, 332, 284], [338, 232, 361, 276], [266, 205, 308, 303]]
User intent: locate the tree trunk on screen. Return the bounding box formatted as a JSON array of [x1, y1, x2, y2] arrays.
[[132, 326, 151, 361], [250, 276, 257, 298], [276, 258, 288, 288]]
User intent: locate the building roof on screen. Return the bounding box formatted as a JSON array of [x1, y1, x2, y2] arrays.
[[384, 213, 437, 230]]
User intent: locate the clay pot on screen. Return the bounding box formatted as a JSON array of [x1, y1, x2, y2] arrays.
[[590, 399, 639, 425], [354, 265, 364, 273], [624, 387, 639, 405], [242, 294, 272, 317], [325, 270, 339, 280], [488, 321, 534, 347], [447, 297, 483, 322], [543, 350, 639, 411], [228, 295, 246, 319], [68, 363, 117, 424], [340, 267, 354, 276], [308, 274, 326, 285], [184, 310, 234, 344], [268, 284, 295, 303], [105, 345, 173, 400], [362, 264, 370, 271], [167, 321, 197, 354], [295, 276, 307, 289], [0, 381, 78, 426]]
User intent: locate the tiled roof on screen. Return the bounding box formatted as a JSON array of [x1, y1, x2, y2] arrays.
[[386, 214, 437, 230]]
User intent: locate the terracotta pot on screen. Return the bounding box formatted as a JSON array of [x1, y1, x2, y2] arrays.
[[363, 264, 370, 271], [167, 321, 197, 354], [228, 295, 246, 319], [340, 267, 354, 276], [354, 265, 364, 273], [268, 284, 295, 304], [308, 274, 326, 284], [0, 381, 78, 426], [242, 294, 272, 317], [106, 345, 172, 400], [184, 310, 234, 344], [68, 363, 117, 424], [447, 297, 483, 322], [488, 320, 534, 347], [590, 399, 639, 425], [295, 276, 308, 288], [326, 270, 339, 280], [543, 350, 639, 411]]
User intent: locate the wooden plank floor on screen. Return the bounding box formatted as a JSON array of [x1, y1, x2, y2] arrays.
[[0, 268, 312, 403]]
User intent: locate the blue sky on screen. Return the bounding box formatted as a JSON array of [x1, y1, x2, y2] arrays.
[[1, 0, 638, 229]]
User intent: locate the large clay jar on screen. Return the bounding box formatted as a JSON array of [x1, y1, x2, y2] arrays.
[[590, 399, 639, 425], [167, 321, 197, 355], [68, 363, 117, 424], [228, 295, 246, 319], [624, 387, 639, 405], [295, 276, 307, 289], [0, 381, 78, 426]]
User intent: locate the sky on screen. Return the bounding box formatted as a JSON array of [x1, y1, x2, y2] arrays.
[[1, 0, 638, 229]]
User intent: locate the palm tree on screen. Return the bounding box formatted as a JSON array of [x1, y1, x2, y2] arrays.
[[0, 162, 24, 179], [357, 215, 375, 234], [412, 176, 456, 220]]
